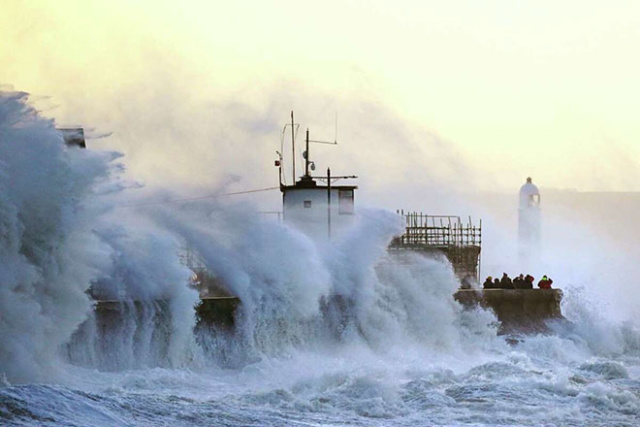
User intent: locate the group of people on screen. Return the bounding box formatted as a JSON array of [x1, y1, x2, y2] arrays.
[[483, 273, 553, 290]]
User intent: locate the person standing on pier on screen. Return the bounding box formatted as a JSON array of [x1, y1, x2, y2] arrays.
[[524, 274, 535, 289], [500, 273, 514, 289], [538, 275, 553, 289], [513, 274, 526, 289]]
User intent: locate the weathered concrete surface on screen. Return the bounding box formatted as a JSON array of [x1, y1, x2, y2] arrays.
[[91, 297, 241, 331], [195, 297, 240, 330], [87, 289, 562, 344], [454, 289, 564, 334], [68, 298, 241, 369]]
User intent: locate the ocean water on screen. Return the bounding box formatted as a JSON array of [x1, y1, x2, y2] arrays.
[[1, 91, 640, 426]]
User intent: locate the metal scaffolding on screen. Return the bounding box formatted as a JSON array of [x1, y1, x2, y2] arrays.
[[389, 211, 482, 279]]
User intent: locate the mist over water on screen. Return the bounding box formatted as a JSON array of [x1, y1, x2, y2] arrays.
[[2, 92, 640, 426]]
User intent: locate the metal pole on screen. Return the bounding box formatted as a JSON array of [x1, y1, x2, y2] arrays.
[[327, 168, 331, 239], [478, 219, 483, 281], [277, 151, 283, 188], [305, 128, 310, 177], [291, 111, 296, 183]]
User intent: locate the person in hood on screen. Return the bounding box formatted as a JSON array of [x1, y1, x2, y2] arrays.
[[524, 274, 535, 289], [538, 275, 553, 289], [483, 276, 494, 289], [500, 272, 514, 289], [513, 274, 526, 289]]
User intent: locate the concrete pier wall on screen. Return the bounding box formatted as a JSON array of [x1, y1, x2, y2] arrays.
[[195, 297, 240, 330], [454, 289, 564, 333], [85, 289, 562, 349], [91, 297, 241, 332]]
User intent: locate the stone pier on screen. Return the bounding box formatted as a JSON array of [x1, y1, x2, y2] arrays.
[[454, 288, 564, 334]]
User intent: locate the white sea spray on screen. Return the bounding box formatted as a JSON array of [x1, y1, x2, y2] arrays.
[[1, 91, 640, 426]]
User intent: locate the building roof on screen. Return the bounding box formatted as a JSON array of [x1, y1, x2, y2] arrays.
[[281, 176, 357, 192]]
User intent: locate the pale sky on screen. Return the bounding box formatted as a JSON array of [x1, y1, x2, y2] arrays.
[[3, 0, 640, 199]]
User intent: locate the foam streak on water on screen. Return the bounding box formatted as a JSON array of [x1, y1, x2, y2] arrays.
[[1, 92, 640, 426]]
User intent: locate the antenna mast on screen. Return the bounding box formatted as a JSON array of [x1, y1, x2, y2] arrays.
[[305, 128, 311, 177], [304, 118, 339, 179], [291, 111, 296, 184]]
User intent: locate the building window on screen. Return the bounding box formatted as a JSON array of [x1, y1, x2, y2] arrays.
[[304, 200, 312, 208], [338, 190, 354, 214]]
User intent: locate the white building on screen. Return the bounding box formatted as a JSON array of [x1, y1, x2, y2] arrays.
[[276, 114, 357, 240], [518, 177, 541, 265], [282, 175, 356, 240]]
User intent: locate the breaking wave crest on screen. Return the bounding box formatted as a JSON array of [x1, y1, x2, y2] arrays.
[[0, 91, 115, 383], [0, 91, 502, 384]]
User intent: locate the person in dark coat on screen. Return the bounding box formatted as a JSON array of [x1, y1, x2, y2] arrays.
[[494, 278, 500, 288], [500, 273, 514, 289], [513, 274, 526, 289], [524, 274, 534, 289], [512, 275, 521, 289], [483, 276, 494, 289]]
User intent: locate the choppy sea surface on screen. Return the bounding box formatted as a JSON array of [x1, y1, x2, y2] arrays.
[[1, 91, 640, 426], [3, 314, 640, 427]]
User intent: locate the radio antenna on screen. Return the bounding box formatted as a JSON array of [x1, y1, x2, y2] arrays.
[[291, 111, 296, 183]]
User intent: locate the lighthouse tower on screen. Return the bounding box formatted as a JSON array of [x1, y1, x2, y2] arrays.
[[276, 112, 357, 240], [518, 177, 541, 266]]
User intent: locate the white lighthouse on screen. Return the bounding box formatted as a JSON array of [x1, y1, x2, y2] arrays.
[[518, 177, 541, 265], [277, 112, 357, 240]]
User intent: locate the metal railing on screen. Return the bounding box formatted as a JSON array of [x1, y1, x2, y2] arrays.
[[392, 211, 482, 248]]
